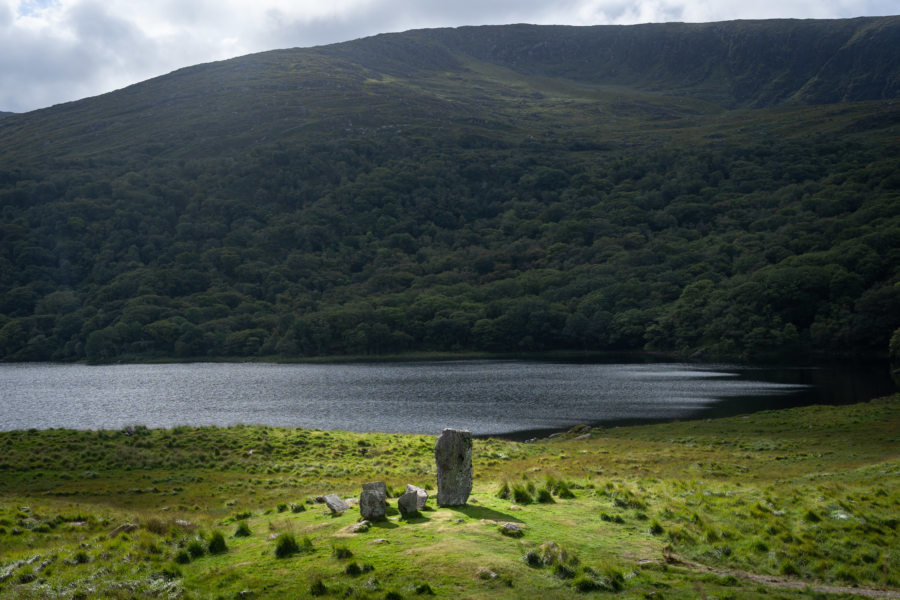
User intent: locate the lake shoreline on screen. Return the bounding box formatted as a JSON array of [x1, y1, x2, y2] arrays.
[[17, 347, 891, 371]]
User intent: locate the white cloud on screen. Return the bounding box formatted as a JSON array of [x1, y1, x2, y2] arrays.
[[0, 0, 895, 112]]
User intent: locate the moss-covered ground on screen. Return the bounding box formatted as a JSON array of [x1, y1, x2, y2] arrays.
[[1, 395, 897, 599]]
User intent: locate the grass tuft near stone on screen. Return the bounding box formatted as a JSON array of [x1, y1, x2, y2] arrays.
[[511, 483, 533, 504], [536, 488, 555, 503]]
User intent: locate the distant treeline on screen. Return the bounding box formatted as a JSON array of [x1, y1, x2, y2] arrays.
[[2, 128, 898, 363]]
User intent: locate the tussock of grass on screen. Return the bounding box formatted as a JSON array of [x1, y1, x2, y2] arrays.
[[233, 521, 251, 537], [186, 539, 205, 558], [207, 530, 227, 554], [274, 533, 299, 558], [511, 483, 533, 504], [414, 581, 435, 594], [308, 576, 327, 596], [495, 481, 511, 500], [274, 533, 314, 559], [332, 544, 353, 559]]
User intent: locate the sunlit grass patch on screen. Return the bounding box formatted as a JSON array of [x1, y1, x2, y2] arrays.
[[0, 395, 896, 598]]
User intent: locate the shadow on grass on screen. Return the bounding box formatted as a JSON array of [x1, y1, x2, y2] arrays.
[[445, 504, 524, 523], [399, 513, 431, 524], [370, 519, 399, 530]]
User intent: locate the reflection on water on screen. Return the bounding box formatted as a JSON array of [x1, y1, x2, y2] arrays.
[[0, 360, 893, 436]]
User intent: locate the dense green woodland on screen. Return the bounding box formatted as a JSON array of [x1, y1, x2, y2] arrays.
[[1, 19, 899, 363]]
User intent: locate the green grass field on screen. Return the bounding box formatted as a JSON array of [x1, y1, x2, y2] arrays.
[[1, 395, 897, 599]]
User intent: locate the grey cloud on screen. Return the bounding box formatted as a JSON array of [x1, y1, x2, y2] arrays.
[[0, 3, 11, 28], [0, 1, 180, 112], [867, 0, 900, 15], [66, 1, 159, 71], [0, 24, 93, 112]]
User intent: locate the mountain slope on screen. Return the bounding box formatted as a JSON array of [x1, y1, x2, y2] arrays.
[[401, 17, 900, 106], [2, 17, 899, 162], [0, 18, 898, 363]]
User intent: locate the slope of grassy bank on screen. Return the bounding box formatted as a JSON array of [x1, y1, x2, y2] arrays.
[[1, 395, 897, 598]]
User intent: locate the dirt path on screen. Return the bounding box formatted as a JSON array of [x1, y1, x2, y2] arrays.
[[662, 552, 900, 599]]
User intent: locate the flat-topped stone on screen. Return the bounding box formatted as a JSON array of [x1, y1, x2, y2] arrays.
[[359, 481, 387, 520]]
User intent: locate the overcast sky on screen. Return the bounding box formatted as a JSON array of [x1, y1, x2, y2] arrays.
[[0, 0, 896, 113]]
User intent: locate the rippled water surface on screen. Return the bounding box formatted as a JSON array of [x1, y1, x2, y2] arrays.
[[0, 361, 893, 436]]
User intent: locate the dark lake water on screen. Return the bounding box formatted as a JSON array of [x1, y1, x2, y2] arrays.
[[0, 360, 894, 437]]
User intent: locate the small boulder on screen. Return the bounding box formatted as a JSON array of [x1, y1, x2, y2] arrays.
[[323, 494, 349, 514], [350, 520, 371, 533], [410, 484, 429, 509], [398, 484, 428, 516], [397, 492, 416, 517], [498, 522, 524, 538]]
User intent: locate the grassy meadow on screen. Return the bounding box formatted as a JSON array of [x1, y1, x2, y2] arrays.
[[0, 394, 897, 599]]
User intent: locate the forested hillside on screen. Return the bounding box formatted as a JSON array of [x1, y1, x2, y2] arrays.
[[0, 18, 898, 363]]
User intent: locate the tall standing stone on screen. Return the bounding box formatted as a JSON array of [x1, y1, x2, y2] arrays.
[[434, 428, 473, 506], [362, 481, 387, 498]]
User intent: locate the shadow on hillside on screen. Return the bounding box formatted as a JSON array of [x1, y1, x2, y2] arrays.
[[445, 504, 523, 523]]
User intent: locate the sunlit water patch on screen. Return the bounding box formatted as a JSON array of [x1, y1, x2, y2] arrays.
[[0, 360, 893, 436]]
